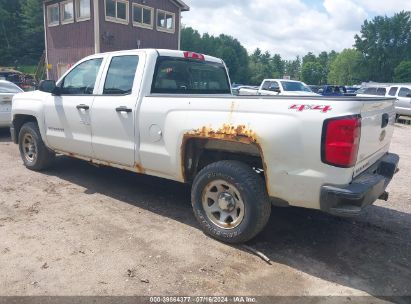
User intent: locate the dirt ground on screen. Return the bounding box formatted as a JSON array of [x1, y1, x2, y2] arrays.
[[0, 124, 410, 300]]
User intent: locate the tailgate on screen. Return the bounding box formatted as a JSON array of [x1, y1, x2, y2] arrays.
[[354, 98, 396, 177]]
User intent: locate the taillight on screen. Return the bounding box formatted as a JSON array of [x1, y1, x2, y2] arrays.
[[322, 115, 361, 168], [183, 51, 205, 61]]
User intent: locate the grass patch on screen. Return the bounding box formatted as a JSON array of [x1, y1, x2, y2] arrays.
[[17, 65, 37, 75]]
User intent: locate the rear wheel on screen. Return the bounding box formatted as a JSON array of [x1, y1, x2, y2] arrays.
[[191, 160, 271, 243], [18, 122, 55, 171]]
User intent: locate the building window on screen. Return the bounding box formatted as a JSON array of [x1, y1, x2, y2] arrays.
[[105, 0, 129, 24], [76, 0, 91, 21], [132, 4, 153, 29], [47, 4, 59, 27], [61, 0, 74, 24], [157, 10, 175, 33]]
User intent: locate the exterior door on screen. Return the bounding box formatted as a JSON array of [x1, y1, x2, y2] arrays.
[[91, 55, 140, 167], [397, 87, 411, 110], [44, 57, 104, 157]]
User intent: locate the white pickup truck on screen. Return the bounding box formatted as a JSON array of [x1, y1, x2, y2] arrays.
[[11, 49, 399, 243], [238, 79, 319, 96]]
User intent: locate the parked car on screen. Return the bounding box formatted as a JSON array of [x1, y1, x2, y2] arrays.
[[317, 85, 358, 97], [239, 79, 319, 96], [308, 85, 321, 93], [356, 85, 411, 116], [346, 86, 360, 94], [386, 85, 411, 117], [232, 85, 259, 96], [0, 80, 23, 127], [11, 49, 399, 243], [318, 85, 347, 96], [356, 86, 388, 97]]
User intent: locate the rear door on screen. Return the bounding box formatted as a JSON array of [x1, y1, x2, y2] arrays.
[[90, 54, 142, 167], [354, 98, 396, 176]]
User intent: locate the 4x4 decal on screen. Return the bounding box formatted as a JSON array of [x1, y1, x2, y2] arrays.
[[289, 104, 332, 113]]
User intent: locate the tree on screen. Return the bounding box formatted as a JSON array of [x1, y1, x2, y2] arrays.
[[271, 54, 285, 78], [328, 49, 363, 85], [21, 0, 44, 64], [302, 52, 316, 66], [181, 27, 202, 53], [355, 11, 411, 82], [0, 0, 23, 65], [301, 61, 323, 84], [300, 51, 337, 84], [394, 61, 411, 82], [284, 57, 301, 80], [181, 27, 250, 83]]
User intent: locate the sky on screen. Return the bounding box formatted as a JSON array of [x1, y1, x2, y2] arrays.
[[181, 0, 411, 59]]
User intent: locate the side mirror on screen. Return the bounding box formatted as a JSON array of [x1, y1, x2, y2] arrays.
[[406, 93, 411, 98], [38, 80, 56, 93]]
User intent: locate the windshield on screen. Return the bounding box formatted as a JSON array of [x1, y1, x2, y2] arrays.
[[152, 57, 231, 94], [281, 81, 311, 92], [0, 82, 23, 93]]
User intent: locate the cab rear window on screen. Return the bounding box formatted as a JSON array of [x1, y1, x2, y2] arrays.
[[151, 57, 231, 94]]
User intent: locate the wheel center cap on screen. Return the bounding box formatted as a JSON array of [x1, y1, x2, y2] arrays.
[[217, 192, 236, 212]]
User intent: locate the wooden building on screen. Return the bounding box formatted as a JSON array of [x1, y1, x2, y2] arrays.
[[43, 0, 189, 79]]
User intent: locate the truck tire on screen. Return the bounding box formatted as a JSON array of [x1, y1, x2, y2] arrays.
[[191, 160, 271, 243], [18, 122, 55, 171]]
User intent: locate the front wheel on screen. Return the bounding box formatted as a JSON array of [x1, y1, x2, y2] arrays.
[[18, 122, 55, 171], [191, 160, 271, 243]]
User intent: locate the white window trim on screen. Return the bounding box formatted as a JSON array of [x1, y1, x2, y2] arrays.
[[47, 3, 60, 27], [156, 9, 175, 34], [105, 0, 129, 25], [132, 3, 153, 30], [60, 0, 74, 25], [75, 0, 91, 22]]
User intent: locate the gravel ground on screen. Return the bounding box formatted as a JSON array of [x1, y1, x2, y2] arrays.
[[0, 124, 410, 301]]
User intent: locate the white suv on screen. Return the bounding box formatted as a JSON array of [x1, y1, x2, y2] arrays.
[[387, 85, 411, 117]]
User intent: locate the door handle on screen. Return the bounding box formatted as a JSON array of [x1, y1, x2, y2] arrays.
[[116, 106, 132, 113], [76, 104, 89, 110]]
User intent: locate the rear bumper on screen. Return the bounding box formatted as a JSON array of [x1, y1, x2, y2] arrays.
[[320, 153, 399, 216]]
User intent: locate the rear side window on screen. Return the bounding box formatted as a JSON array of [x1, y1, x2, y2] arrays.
[[103, 55, 139, 95], [364, 87, 377, 95], [388, 87, 398, 96], [261, 81, 273, 90], [151, 57, 231, 94], [398, 87, 411, 97], [377, 88, 387, 96]]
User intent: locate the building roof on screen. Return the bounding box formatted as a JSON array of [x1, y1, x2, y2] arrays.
[[43, 0, 190, 12], [171, 0, 190, 11]]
